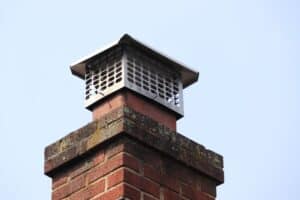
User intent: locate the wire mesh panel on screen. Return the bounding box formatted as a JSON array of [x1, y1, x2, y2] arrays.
[[83, 48, 184, 115], [85, 60, 122, 99], [84, 49, 125, 108], [124, 51, 183, 115]]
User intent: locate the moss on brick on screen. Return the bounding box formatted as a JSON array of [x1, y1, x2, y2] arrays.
[[44, 106, 224, 184]]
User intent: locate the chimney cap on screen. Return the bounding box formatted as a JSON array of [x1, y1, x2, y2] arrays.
[[70, 34, 199, 88]]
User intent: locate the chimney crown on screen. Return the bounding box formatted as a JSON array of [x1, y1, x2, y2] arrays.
[[70, 34, 199, 117]]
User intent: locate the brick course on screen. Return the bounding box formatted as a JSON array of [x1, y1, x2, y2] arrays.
[[47, 136, 222, 200], [45, 106, 223, 183], [45, 106, 223, 200]]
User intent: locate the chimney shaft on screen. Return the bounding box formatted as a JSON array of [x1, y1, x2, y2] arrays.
[[44, 35, 224, 200], [91, 90, 177, 130]]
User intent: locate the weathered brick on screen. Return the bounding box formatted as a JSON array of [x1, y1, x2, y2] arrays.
[[52, 172, 68, 190], [181, 183, 194, 199], [105, 141, 125, 159], [163, 188, 181, 200], [52, 175, 85, 200], [93, 150, 105, 166], [69, 188, 86, 200], [68, 179, 105, 200], [143, 194, 158, 200], [87, 153, 122, 183], [122, 184, 141, 199], [45, 107, 224, 185], [194, 191, 214, 200], [85, 179, 105, 199], [52, 183, 70, 200], [161, 174, 179, 193], [107, 168, 124, 189], [46, 105, 224, 200], [141, 178, 160, 198], [93, 183, 140, 200], [122, 153, 140, 172], [94, 184, 123, 200], [144, 164, 161, 183], [87, 153, 140, 184], [69, 160, 93, 180], [200, 177, 217, 197]]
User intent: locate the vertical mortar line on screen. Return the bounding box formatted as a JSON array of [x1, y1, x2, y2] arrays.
[[160, 187, 164, 200], [179, 180, 182, 197], [104, 176, 108, 193]]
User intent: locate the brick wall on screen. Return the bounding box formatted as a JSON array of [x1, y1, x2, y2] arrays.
[[45, 106, 223, 200], [50, 137, 218, 200]]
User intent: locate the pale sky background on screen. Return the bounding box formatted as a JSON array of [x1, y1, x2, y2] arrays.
[[1, 1, 299, 199]]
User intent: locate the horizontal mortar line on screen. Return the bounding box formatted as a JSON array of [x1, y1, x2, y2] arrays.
[[143, 192, 160, 200], [52, 179, 69, 193], [90, 181, 125, 200], [87, 151, 137, 185], [98, 115, 125, 129], [119, 165, 180, 197]]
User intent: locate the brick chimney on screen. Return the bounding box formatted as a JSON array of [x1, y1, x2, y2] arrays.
[[44, 34, 224, 200]]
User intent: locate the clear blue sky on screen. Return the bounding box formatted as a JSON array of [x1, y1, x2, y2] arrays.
[[1, 1, 299, 199]]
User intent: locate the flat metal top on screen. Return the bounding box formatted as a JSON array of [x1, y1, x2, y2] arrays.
[[70, 34, 199, 88]]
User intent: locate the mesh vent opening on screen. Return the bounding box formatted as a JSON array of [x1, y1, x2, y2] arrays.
[[126, 54, 182, 109], [85, 56, 123, 101], [83, 49, 183, 116]]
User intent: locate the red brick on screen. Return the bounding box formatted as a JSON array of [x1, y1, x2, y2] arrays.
[[87, 153, 140, 184], [163, 188, 180, 200], [94, 184, 123, 200], [94, 183, 140, 200], [181, 183, 194, 199], [92, 93, 126, 121], [200, 178, 217, 197], [123, 153, 140, 172], [47, 111, 222, 200], [70, 175, 86, 193], [144, 164, 161, 183], [92, 91, 176, 130], [69, 161, 93, 179], [69, 179, 105, 200], [87, 154, 122, 183], [85, 179, 105, 199], [123, 169, 160, 198], [143, 194, 158, 200], [171, 165, 197, 186], [107, 168, 124, 188], [52, 183, 70, 200], [107, 167, 160, 198], [194, 191, 213, 200], [93, 150, 105, 166], [52, 175, 68, 190], [123, 184, 141, 199], [106, 142, 125, 159], [52, 175, 85, 200], [141, 178, 160, 198], [140, 149, 162, 168], [161, 174, 179, 192], [69, 189, 86, 200]]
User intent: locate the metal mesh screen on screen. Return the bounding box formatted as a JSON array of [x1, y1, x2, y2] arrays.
[[125, 53, 182, 110], [83, 49, 183, 115], [85, 52, 123, 102]]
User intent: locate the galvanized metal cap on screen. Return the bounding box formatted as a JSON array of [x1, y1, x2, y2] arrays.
[[70, 34, 199, 89]]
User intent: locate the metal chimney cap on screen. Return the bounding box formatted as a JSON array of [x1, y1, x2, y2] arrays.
[[70, 34, 199, 88]]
